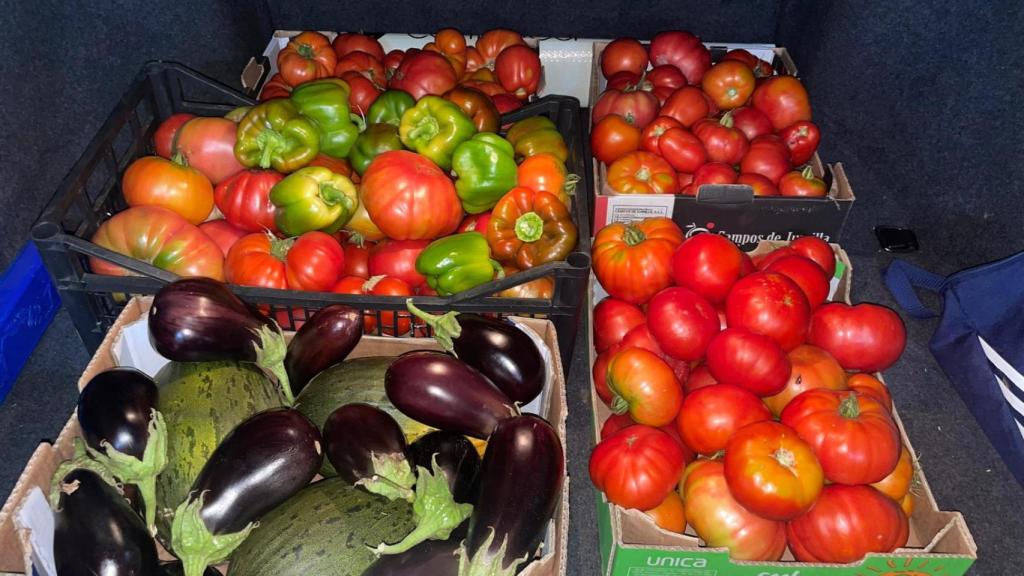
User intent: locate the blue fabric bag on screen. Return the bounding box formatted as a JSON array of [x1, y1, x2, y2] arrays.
[[885, 254, 1024, 485]]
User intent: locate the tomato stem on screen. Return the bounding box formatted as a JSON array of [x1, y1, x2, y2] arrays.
[[610, 394, 630, 416], [801, 165, 816, 180], [622, 225, 646, 246], [634, 166, 651, 182], [719, 110, 735, 128], [269, 235, 296, 261], [839, 393, 862, 419], [298, 43, 315, 59], [773, 447, 797, 470]]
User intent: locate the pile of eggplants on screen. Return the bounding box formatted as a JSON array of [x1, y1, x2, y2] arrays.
[[149, 278, 296, 403], [76, 367, 167, 534], [406, 300, 546, 404], [170, 408, 322, 576]]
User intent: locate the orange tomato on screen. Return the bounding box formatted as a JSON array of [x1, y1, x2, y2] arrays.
[[516, 153, 574, 206], [122, 155, 213, 224], [475, 28, 526, 67], [872, 444, 914, 501], [607, 151, 680, 194], [847, 373, 893, 411], [763, 345, 848, 416], [277, 31, 336, 86], [591, 115, 641, 165], [900, 492, 915, 516], [701, 60, 756, 110], [606, 347, 683, 427], [644, 490, 686, 533]]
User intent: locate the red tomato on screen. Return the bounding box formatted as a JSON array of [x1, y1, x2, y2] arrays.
[[389, 51, 458, 100], [590, 425, 686, 510], [779, 166, 827, 197], [791, 236, 837, 277], [645, 490, 686, 533], [334, 51, 385, 84], [690, 162, 738, 195], [495, 45, 542, 100], [457, 212, 492, 234], [368, 239, 430, 288], [122, 156, 214, 225], [620, 324, 691, 385], [592, 218, 683, 304], [332, 33, 385, 61], [646, 287, 720, 361], [649, 31, 711, 85], [592, 88, 659, 129], [787, 485, 909, 563], [285, 231, 346, 291], [701, 60, 755, 110], [741, 136, 792, 185], [341, 237, 374, 278], [682, 459, 787, 561], [599, 412, 635, 439], [259, 73, 292, 101], [278, 31, 336, 86], [383, 49, 405, 78], [671, 233, 744, 304], [848, 373, 893, 411], [658, 128, 707, 174], [752, 76, 812, 131], [605, 70, 643, 91], [706, 328, 791, 396], [173, 117, 245, 185], [198, 220, 246, 257], [601, 38, 649, 78], [763, 344, 847, 416], [591, 114, 641, 165], [606, 348, 683, 427], [765, 255, 830, 309], [213, 169, 282, 233], [607, 151, 679, 194], [737, 172, 779, 196], [726, 271, 810, 351], [640, 116, 682, 153], [780, 120, 821, 165], [341, 71, 382, 115], [740, 252, 756, 276], [684, 364, 717, 393], [660, 86, 710, 127], [646, 65, 686, 92], [692, 114, 749, 165], [361, 151, 462, 240], [722, 49, 774, 77], [730, 106, 773, 140], [154, 113, 195, 158], [592, 342, 622, 406], [677, 384, 772, 455], [724, 421, 823, 520], [594, 298, 646, 352], [225, 233, 288, 289], [753, 246, 799, 270], [475, 29, 526, 68], [365, 275, 414, 335], [782, 389, 901, 484], [809, 303, 907, 372]]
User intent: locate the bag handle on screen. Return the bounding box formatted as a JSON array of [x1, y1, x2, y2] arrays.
[[883, 260, 947, 319]]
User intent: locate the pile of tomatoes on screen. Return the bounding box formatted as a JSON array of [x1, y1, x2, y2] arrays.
[[589, 218, 916, 563], [261, 28, 542, 114], [591, 31, 825, 197]]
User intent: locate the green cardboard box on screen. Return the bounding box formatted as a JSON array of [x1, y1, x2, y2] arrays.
[[589, 242, 977, 576]]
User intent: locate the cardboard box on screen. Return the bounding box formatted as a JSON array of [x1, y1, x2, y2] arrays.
[[589, 242, 977, 576], [589, 40, 856, 248], [0, 298, 569, 575]]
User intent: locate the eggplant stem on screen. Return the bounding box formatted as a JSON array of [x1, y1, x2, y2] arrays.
[[357, 474, 416, 502], [50, 437, 119, 508], [406, 299, 462, 354], [457, 528, 530, 576], [171, 492, 256, 576], [253, 324, 294, 405]]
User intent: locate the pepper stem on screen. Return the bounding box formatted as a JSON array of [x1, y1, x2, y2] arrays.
[[255, 129, 286, 169], [408, 116, 441, 142], [351, 112, 367, 133], [839, 393, 862, 419], [253, 324, 294, 405], [320, 182, 345, 205], [406, 298, 462, 354], [513, 211, 544, 243]]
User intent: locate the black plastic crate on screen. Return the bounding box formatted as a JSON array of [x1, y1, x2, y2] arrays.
[[31, 62, 592, 369]]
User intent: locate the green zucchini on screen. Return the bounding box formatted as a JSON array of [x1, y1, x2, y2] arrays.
[[153, 361, 285, 544], [227, 477, 414, 576]]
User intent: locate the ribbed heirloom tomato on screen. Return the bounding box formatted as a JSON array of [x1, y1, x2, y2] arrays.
[[677, 384, 771, 455], [693, 113, 749, 165], [670, 233, 745, 304], [590, 425, 685, 511], [607, 151, 679, 194], [592, 88, 660, 130], [122, 155, 214, 225], [705, 328, 792, 397], [661, 86, 711, 127], [781, 389, 901, 485], [214, 169, 282, 233], [649, 31, 711, 85], [787, 485, 909, 563], [592, 217, 683, 304], [225, 231, 344, 292], [726, 271, 811, 351], [278, 31, 336, 86], [360, 151, 463, 240], [724, 420, 823, 520], [606, 348, 683, 427]]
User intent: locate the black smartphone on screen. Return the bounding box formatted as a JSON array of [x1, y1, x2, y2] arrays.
[[874, 226, 919, 253]]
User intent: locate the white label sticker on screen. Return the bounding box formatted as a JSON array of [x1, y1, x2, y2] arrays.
[[605, 195, 677, 224], [15, 487, 56, 576]]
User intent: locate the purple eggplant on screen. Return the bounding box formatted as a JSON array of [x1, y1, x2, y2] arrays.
[[385, 351, 516, 439], [323, 403, 415, 500], [284, 304, 362, 394], [459, 415, 564, 574], [148, 277, 294, 403], [76, 367, 166, 533], [407, 301, 546, 404], [54, 468, 161, 576], [170, 408, 322, 576], [408, 431, 480, 504], [362, 522, 466, 576]]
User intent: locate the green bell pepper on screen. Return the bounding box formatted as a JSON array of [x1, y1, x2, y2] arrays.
[[269, 166, 359, 236], [290, 78, 363, 159], [367, 90, 416, 126], [399, 96, 476, 171], [415, 232, 503, 296], [504, 115, 568, 163], [350, 123, 404, 175], [451, 133, 518, 214], [235, 100, 320, 173]]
